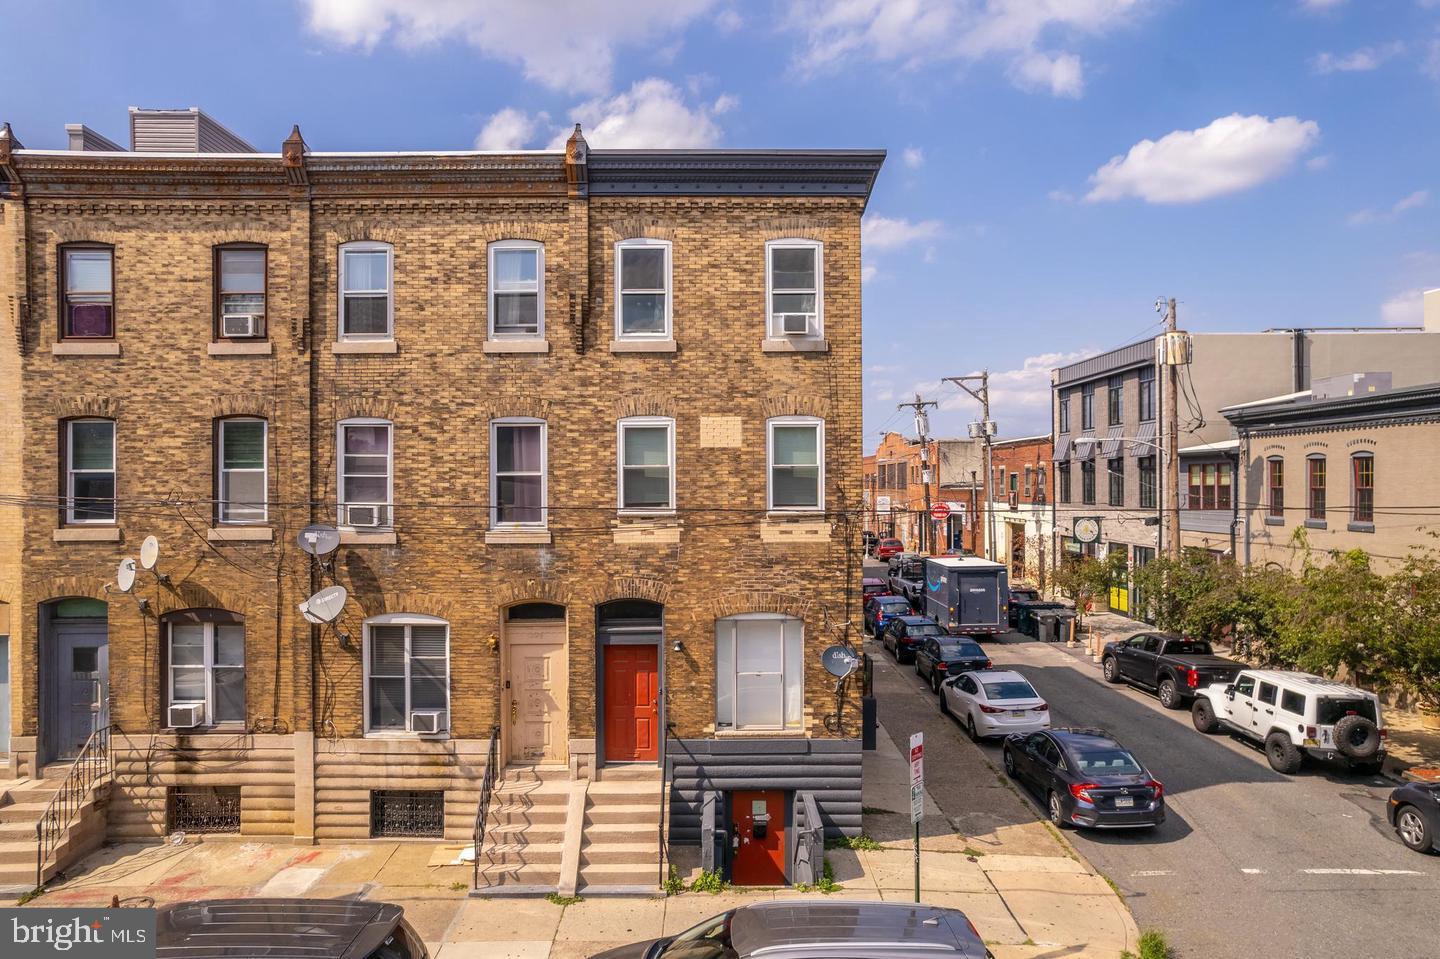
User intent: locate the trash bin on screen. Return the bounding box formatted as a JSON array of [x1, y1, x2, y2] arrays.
[[1036, 611, 1057, 642], [1018, 601, 1066, 638], [1051, 609, 1077, 643]]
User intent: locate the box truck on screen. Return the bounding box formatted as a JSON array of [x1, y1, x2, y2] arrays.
[[923, 556, 1010, 637]]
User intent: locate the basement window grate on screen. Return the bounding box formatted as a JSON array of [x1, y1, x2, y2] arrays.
[[166, 786, 241, 834], [370, 789, 445, 838]]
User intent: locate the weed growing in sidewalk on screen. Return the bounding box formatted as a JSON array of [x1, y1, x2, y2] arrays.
[[959, 845, 986, 858], [689, 869, 728, 894], [1098, 871, 1125, 900], [796, 858, 844, 894], [545, 893, 583, 906], [448, 881, 467, 892], [825, 834, 883, 851], [663, 865, 686, 896], [1121, 930, 1173, 959]]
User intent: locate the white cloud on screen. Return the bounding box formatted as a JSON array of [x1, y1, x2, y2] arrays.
[[862, 215, 944, 250], [785, 0, 1149, 98], [474, 108, 541, 150], [713, 7, 743, 33], [1311, 41, 1404, 74], [302, 0, 715, 95], [1299, 0, 1347, 11], [902, 146, 925, 168], [861, 264, 879, 283], [1381, 288, 1424, 325], [1048, 188, 1077, 203], [548, 79, 730, 148], [1084, 114, 1320, 204], [1306, 154, 1332, 171], [1348, 189, 1430, 225], [927, 349, 1099, 435], [1008, 50, 1084, 98]]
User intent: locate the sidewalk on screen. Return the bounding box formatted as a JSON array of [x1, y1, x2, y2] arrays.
[[1059, 607, 1440, 783]]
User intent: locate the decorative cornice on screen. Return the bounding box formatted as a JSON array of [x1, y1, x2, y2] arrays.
[[588, 150, 885, 208], [1225, 384, 1440, 435]]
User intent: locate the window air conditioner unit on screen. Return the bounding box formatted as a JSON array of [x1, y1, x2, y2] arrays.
[[411, 710, 448, 735], [344, 504, 388, 528], [168, 703, 205, 729], [221, 313, 261, 338], [779, 313, 810, 335]]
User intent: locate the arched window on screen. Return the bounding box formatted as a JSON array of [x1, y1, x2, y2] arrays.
[[488, 240, 544, 339], [216, 417, 267, 524], [364, 613, 449, 734], [715, 613, 803, 731], [63, 418, 116, 524], [164, 609, 245, 728], [1307, 455, 1326, 522], [1266, 457, 1284, 521], [338, 241, 393, 340]]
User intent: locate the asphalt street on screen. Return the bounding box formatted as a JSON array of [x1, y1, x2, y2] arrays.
[[863, 559, 1438, 959]]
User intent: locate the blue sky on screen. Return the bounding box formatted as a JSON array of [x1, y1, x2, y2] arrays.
[[3, 0, 1436, 443]]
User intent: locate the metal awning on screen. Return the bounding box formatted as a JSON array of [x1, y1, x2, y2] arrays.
[[1099, 426, 1125, 457], [1074, 433, 1097, 458], [1129, 421, 1157, 455], [1053, 436, 1071, 461]]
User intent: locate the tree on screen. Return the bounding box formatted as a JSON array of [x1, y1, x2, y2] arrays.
[[1387, 549, 1440, 713], [1054, 551, 1125, 630], [1278, 549, 1395, 689]]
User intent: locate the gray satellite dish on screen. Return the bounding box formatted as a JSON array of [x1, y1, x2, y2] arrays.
[[821, 644, 860, 678], [299, 524, 341, 557], [299, 585, 347, 625], [116, 557, 138, 593], [139, 535, 160, 570]]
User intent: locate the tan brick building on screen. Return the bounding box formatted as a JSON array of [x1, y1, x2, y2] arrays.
[[986, 435, 1053, 586], [862, 432, 983, 554], [0, 113, 882, 890]]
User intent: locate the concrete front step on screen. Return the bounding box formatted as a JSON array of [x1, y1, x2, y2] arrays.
[[493, 784, 570, 806], [579, 841, 660, 866], [0, 802, 52, 825], [476, 861, 562, 887], [2, 784, 60, 804], [483, 841, 564, 866], [497, 765, 569, 784], [487, 822, 565, 845], [578, 862, 659, 887], [583, 802, 661, 824], [0, 821, 39, 841], [594, 765, 662, 782], [588, 780, 663, 798], [580, 821, 656, 844]]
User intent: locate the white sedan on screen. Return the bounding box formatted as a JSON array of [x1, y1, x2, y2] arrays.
[[940, 669, 1050, 741]]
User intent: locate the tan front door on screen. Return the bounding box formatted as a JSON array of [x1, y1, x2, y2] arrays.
[[506, 622, 568, 764]]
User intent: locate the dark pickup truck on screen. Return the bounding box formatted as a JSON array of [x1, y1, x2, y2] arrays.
[[888, 557, 926, 606], [1102, 632, 1245, 709]]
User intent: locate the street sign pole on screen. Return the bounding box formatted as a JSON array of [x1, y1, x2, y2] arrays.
[[909, 732, 924, 902]]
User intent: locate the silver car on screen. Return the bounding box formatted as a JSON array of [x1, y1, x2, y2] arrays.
[[941, 669, 1050, 741]]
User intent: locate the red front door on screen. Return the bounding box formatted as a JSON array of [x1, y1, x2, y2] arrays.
[[730, 790, 787, 885], [603, 644, 659, 762]]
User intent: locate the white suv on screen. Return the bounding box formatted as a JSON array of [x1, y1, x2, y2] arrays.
[[1191, 669, 1387, 774]]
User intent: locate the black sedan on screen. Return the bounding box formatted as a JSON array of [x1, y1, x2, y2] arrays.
[[1002, 728, 1165, 830], [915, 637, 991, 691], [882, 615, 946, 664], [1388, 781, 1439, 854]]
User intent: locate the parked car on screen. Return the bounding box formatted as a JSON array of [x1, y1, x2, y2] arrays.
[[1003, 728, 1165, 830], [1102, 632, 1245, 709], [865, 594, 913, 635], [922, 556, 1009, 637], [882, 615, 947, 664], [861, 576, 889, 601], [591, 899, 994, 959], [1007, 585, 1041, 627], [1388, 781, 1440, 854], [157, 899, 427, 959], [875, 537, 905, 560], [862, 530, 878, 555], [887, 550, 922, 573], [1191, 669, 1387, 774], [914, 636, 990, 686], [941, 668, 1050, 740], [888, 557, 926, 606]]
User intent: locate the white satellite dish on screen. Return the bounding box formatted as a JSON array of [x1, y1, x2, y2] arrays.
[[116, 557, 138, 593], [298, 524, 341, 557], [299, 585, 347, 625], [140, 535, 160, 570]]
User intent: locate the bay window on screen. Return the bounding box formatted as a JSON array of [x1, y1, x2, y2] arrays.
[[489, 240, 543, 338], [615, 239, 671, 339], [365, 615, 449, 734], [715, 614, 803, 730], [618, 417, 675, 512], [492, 418, 546, 526], [768, 417, 824, 511]]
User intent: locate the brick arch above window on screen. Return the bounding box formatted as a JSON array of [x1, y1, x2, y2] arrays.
[[608, 219, 679, 243], [354, 590, 456, 621], [152, 582, 258, 618], [211, 393, 272, 419], [760, 392, 831, 421], [484, 396, 553, 421], [51, 394, 119, 420], [473, 223, 552, 244], [492, 578, 576, 610], [31, 577, 112, 604], [335, 395, 399, 422], [594, 576, 673, 607], [756, 217, 839, 242], [210, 230, 275, 247], [327, 221, 405, 247], [613, 392, 677, 420], [45, 225, 125, 246], [707, 590, 815, 622]]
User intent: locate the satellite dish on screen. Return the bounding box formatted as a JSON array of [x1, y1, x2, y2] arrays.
[[299, 585, 347, 625], [140, 535, 160, 570], [116, 557, 138, 593], [821, 644, 860, 679], [298, 524, 341, 557]]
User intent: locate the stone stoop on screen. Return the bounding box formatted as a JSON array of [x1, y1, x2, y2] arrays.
[[577, 769, 663, 894], [0, 774, 111, 897], [474, 766, 570, 893]]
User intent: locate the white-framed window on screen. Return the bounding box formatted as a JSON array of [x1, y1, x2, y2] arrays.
[[338, 241, 393, 340], [715, 613, 804, 730], [217, 418, 267, 524], [767, 416, 824, 512], [491, 418, 546, 527], [766, 239, 823, 337], [338, 419, 393, 529], [617, 416, 675, 512], [65, 419, 116, 524], [168, 620, 245, 725], [615, 238, 672, 339], [364, 614, 449, 734], [488, 240, 543, 339]]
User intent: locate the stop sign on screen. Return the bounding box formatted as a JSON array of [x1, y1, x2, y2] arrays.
[[929, 502, 950, 521]]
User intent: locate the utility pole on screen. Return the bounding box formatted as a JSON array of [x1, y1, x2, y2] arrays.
[[896, 394, 938, 553], [944, 373, 995, 561], [1158, 298, 1185, 558]]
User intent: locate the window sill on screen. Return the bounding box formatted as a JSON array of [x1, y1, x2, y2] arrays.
[[1304, 518, 1327, 530], [339, 529, 398, 545], [163, 723, 247, 735], [207, 527, 274, 542], [485, 528, 553, 545], [363, 731, 451, 741], [53, 340, 120, 356], [484, 339, 550, 354], [53, 527, 121, 542], [208, 339, 273, 356], [761, 336, 828, 353], [613, 517, 682, 545], [1347, 521, 1375, 533], [714, 728, 808, 739], [332, 339, 398, 354], [1264, 516, 1285, 526], [610, 338, 677, 353]]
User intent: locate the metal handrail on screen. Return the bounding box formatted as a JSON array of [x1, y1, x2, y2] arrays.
[[471, 725, 501, 892], [657, 719, 673, 888], [34, 723, 117, 891]]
